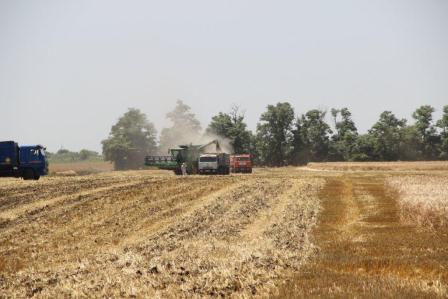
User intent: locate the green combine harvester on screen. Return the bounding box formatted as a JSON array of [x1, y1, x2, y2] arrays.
[[144, 140, 223, 175]]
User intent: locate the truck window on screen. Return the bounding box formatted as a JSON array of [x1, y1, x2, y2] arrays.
[[200, 156, 217, 162], [30, 149, 40, 161]]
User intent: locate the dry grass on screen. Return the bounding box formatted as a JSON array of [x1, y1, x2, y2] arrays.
[[277, 173, 448, 298], [1, 166, 447, 297], [0, 169, 323, 297], [386, 174, 448, 229], [49, 161, 113, 175], [307, 161, 448, 172]]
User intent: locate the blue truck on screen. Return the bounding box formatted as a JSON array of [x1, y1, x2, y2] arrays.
[[0, 141, 48, 180]]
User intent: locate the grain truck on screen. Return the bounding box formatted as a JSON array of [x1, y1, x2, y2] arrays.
[[198, 153, 230, 175], [0, 141, 48, 180]]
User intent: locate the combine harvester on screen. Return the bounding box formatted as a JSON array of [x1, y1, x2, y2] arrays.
[[145, 140, 230, 175]]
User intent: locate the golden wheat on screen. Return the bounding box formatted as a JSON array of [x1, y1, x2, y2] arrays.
[[386, 175, 448, 229]]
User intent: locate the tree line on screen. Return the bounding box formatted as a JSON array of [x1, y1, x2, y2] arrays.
[[102, 100, 448, 168], [47, 148, 102, 163]]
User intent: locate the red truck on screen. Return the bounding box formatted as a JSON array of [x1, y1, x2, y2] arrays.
[[230, 154, 252, 173]]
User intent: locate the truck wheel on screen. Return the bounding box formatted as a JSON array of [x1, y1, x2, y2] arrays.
[[33, 173, 40, 180], [23, 168, 34, 180]]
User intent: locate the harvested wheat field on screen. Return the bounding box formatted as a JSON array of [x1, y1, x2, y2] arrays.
[[0, 164, 447, 298], [307, 161, 448, 172], [49, 161, 114, 175], [0, 169, 323, 297]]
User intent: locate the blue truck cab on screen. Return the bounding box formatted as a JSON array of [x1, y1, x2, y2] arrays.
[[0, 141, 48, 180]]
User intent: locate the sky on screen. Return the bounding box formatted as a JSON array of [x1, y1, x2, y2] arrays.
[[1, 0, 447, 152]]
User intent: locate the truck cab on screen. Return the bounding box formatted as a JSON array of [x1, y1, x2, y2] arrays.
[[0, 141, 48, 180], [230, 154, 253, 173], [198, 153, 230, 175]]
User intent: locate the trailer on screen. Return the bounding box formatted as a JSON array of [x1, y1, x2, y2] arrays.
[[198, 153, 230, 175]]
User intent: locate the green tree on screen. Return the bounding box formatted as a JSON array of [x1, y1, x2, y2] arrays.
[[102, 108, 157, 169], [48, 148, 79, 162], [397, 125, 421, 160], [206, 105, 252, 154], [412, 105, 438, 159], [351, 134, 376, 161], [79, 149, 100, 161], [437, 105, 448, 159], [57, 148, 70, 155], [368, 111, 406, 161], [292, 109, 332, 163], [159, 100, 202, 152], [289, 117, 308, 164], [330, 108, 358, 161], [256, 102, 295, 166]]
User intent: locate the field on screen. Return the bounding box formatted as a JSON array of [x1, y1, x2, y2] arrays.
[[0, 163, 447, 298], [307, 161, 448, 171], [386, 175, 448, 229], [49, 161, 113, 175]]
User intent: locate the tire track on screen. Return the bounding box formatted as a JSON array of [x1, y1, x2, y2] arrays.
[[277, 175, 448, 298]]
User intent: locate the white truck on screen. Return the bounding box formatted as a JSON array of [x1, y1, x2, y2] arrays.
[[198, 153, 230, 175]]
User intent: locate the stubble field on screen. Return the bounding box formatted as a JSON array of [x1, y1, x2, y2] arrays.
[[0, 164, 447, 298], [0, 169, 324, 297]]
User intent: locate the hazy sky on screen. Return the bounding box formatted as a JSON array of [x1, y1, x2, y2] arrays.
[[1, 0, 447, 152]]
